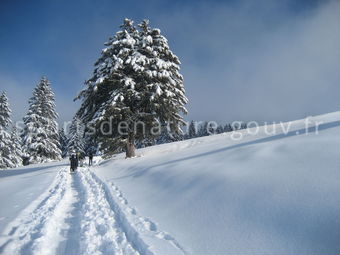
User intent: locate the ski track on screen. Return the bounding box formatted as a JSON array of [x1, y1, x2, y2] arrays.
[[0, 167, 185, 255], [105, 180, 188, 255]]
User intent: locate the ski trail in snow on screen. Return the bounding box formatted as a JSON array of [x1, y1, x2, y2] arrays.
[[75, 168, 144, 255], [106, 181, 188, 255], [0, 168, 73, 255], [0, 167, 186, 255]]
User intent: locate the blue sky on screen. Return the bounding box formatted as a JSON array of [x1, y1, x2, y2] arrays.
[[1, 0, 339, 124]]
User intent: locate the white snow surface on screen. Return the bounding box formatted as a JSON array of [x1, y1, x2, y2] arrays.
[[2, 111, 340, 254]]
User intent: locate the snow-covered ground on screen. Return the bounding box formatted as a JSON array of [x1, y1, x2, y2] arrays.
[[0, 162, 66, 234], [2, 111, 340, 254]]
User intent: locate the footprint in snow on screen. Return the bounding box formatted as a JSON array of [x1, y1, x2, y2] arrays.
[[140, 217, 157, 231], [126, 207, 136, 215]]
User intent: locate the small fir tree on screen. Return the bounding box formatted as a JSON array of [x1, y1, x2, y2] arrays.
[[188, 120, 197, 139], [10, 127, 23, 167], [0, 92, 14, 169], [67, 117, 85, 155], [59, 128, 68, 158]]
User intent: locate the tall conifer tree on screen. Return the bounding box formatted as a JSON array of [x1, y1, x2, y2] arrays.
[[22, 77, 61, 163], [0, 92, 14, 169], [76, 19, 188, 158]]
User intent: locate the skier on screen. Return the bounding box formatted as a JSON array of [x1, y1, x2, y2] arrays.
[[88, 152, 93, 166], [69, 153, 78, 173]]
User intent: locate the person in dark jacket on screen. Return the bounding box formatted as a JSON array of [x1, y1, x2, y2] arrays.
[[88, 152, 93, 166], [69, 154, 78, 173]]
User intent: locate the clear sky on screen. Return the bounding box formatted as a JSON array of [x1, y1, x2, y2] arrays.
[[1, 0, 339, 125]]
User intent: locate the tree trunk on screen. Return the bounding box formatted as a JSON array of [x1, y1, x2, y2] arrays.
[[126, 133, 136, 158]]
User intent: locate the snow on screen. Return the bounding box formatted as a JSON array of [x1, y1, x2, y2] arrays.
[[0, 162, 65, 234], [123, 77, 136, 89], [1, 111, 340, 254], [95, 77, 105, 85], [92, 111, 340, 255], [0, 163, 184, 254]]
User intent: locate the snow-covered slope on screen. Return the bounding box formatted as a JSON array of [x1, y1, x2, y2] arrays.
[[0, 162, 66, 234], [93, 112, 340, 255], [1, 111, 340, 255]]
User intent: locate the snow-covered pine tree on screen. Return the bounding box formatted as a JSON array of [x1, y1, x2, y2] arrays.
[[10, 127, 23, 167], [84, 135, 98, 155], [0, 92, 11, 128], [0, 92, 14, 169], [67, 117, 85, 155], [137, 19, 188, 142], [76, 19, 139, 158], [209, 122, 217, 135], [155, 125, 182, 145], [59, 128, 68, 158], [240, 122, 248, 130], [224, 123, 233, 132], [216, 124, 224, 134], [198, 122, 209, 137], [136, 137, 155, 149], [22, 77, 61, 163], [187, 120, 197, 139], [76, 18, 188, 158]]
